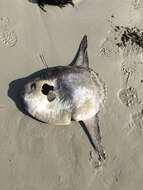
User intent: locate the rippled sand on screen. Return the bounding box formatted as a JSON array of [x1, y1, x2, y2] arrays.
[[1, 0, 143, 189]]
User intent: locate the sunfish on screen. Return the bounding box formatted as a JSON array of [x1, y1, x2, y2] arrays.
[[21, 35, 106, 161]]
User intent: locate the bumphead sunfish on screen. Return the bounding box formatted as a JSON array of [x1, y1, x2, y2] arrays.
[[21, 35, 106, 161]]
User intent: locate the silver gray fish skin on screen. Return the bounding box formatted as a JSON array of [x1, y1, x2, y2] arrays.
[[20, 35, 106, 161], [21, 65, 104, 124]]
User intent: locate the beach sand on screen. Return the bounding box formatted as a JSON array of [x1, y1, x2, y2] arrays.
[[1, 0, 143, 189]]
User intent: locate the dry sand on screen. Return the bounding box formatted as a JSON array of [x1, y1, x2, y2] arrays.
[[1, 0, 143, 189]]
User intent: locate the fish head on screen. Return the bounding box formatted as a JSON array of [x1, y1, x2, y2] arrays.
[[21, 75, 59, 122], [20, 66, 75, 124]]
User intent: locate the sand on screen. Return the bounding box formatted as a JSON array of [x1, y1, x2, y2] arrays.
[[1, 0, 143, 189]]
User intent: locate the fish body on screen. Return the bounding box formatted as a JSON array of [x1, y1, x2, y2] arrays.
[[22, 65, 104, 125], [21, 35, 106, 161]]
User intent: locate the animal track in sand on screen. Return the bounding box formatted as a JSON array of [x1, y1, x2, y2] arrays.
[[0, 17, 17, 47], [132, 0, 142, 9], [101, 24, 143, 104], [101, 21, 143, 135], [121, 59, 136, 86], [0, 17, 10, 29], [89, 150, 102, 169], [0, 30, 17, 47], [132, 110, 143, 131], [118, 87, 138, 108]]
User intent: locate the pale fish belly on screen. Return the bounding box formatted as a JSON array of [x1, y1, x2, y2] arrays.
[[73, 0, 83, 5], [71, 86, 100, 121], [24, 93, 72, 125]]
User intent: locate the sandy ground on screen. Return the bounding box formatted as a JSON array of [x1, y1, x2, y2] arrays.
[[1, 0, 143, 189]]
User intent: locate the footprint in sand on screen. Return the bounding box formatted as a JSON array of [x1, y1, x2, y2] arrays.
[[132, 0, 142, 9], [0, 30, 17, 47], [101, 20, 143, 132], [132, 110, 143, 131], [0, 17, 10, 29], [0, 16, 17, 47], [118, 87, 138, 108], [121, 58, 136, 85]]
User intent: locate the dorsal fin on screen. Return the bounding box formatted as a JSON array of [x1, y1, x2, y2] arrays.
[[70, 35, 89, 68]]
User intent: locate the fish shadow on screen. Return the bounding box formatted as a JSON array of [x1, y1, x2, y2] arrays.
[[28, 0, 38, 4]]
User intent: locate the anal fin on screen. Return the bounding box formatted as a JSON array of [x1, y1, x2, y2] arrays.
[[79, 114, 106, 161]]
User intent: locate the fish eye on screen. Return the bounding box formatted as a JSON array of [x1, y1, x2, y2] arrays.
[[31, 83, 36, 90], [41, 83, 54, 95]]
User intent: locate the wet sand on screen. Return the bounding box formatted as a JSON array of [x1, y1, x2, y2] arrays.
[[1, 0, 143, 189]]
